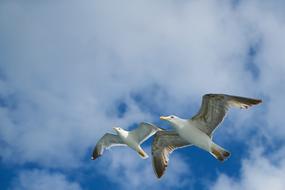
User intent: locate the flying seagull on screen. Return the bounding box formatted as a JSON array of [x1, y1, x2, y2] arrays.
[[91, 122, 161, 160], [152, 94, 262, 178]]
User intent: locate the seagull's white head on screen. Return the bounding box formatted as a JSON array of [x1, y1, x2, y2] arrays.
[[113, 127, 123, 133], [113, 127, 128, 137], [160, 115, 184, 129]]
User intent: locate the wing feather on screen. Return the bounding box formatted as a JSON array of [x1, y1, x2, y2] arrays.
[[151, 131, 191, 178], [91, 133, 125, 160], [130, 122, 162, 144], [191, 94, 262, 136]]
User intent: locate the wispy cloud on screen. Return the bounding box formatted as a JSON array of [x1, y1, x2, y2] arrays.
[[10, 169, 82, 190], [211, 147, 285, 190]]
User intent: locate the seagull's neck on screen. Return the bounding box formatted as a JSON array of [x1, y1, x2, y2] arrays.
[[171, 118, 187, 130]]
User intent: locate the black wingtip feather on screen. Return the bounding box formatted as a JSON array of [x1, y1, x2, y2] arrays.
[[153, 157, 165, 179], [91, 147, 101, 160]]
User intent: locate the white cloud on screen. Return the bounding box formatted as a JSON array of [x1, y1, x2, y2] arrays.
[[211, 147, 285, 190], [0, 0, 254, 168], [11, 169, 82, 190], [0, 0, 285, 188]]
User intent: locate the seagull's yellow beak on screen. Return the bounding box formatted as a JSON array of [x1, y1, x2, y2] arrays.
[[160, 116, 169, 121]]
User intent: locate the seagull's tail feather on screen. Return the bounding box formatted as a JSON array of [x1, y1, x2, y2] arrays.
[[137, 148, 149, 159], [210, 143, 230, 162]]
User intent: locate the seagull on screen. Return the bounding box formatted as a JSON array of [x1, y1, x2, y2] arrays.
[[152, 94, 262, 178], [91, 122, 161, 160]]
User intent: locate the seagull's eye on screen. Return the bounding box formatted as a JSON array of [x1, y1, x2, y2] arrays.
[[170, 116, 174, 119]]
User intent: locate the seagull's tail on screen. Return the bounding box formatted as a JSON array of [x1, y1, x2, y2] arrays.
[[210, 143, 230, 162], [137, 148, 149, 159]]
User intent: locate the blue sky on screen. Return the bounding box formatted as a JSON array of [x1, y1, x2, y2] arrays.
[[1, 0, 285, 189]]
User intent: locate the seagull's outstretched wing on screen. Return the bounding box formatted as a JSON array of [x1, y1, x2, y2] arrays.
[[130, 122, 162, 144], [191, 94, 262, 136], [92, 133, 126, 160], [151, 131, 191, 178]]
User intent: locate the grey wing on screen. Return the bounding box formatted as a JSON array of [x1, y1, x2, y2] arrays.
[[91, 133, 126, 160], [151, 131, 191, 178], [130, 122, 162, 144], [191, 94, 262, 136]]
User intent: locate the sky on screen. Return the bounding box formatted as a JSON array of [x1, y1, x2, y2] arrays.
[[0, 0, 285, 189]]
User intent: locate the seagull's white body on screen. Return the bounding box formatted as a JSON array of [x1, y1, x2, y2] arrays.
[[174, 119, 212, 152], [160, 116, 230, 161], [116, 129, 146, 157]]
